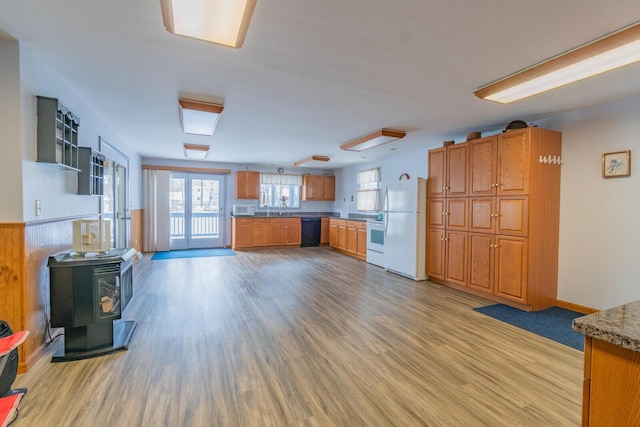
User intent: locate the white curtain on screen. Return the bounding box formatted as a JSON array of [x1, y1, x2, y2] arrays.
[[260, 172, 302, 186], [356, 167, 381, 211], [143, 169, 171, 252]]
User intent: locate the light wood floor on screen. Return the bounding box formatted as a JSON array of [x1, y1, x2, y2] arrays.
[[14, 247, 583, 426]]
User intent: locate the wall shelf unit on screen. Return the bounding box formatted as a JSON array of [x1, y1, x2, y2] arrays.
[[78, 147, 105, 195], [36, 96, 81, 171]]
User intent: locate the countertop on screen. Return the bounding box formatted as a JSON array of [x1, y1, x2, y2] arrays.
[[573, 300, 640, 352]]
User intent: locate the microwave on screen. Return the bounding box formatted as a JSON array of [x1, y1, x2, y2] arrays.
[[233, 204, 255, 216]]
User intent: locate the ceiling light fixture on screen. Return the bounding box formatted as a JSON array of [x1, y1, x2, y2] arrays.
[[474, 21, 640, 104], [160, 0, 257, 48], [179, 99, 224, 136], [293, 155, 330, 167], [184, 143, 210, 159], [339, 128, 406, 152]]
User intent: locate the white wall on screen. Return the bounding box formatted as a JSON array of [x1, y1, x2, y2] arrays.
[[334, 146, 428, 216], [0, 39, 24, 222], [538, 95, 640, 310], [19, 44, 142, 222]]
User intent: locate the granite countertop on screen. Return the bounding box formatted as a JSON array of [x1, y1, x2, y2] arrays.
[[572, 300, 640, 352]]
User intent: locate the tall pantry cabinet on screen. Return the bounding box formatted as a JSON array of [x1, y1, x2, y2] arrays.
[[426, 127, 562, 311]]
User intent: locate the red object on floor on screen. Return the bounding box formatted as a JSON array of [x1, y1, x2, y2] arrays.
[[0, 392, 24, 427], [0, 331, 28, 358]]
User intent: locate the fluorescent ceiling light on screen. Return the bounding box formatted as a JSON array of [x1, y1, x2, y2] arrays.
[[339, 129, 406, 152], [179, 99, 224, 136], [294, 155, 330, 167], [474, 21, 640, 104], [161, 0, 257, 48], [184, 144, 210, 159]]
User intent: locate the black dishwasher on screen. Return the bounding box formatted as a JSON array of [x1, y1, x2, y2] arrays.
[[301, 218, 321, 247]]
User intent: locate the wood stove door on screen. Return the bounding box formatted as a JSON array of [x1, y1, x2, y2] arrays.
[[94, 264, 122, 322]]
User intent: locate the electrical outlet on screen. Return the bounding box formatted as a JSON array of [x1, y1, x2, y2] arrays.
[[35, 200, 42, 216]]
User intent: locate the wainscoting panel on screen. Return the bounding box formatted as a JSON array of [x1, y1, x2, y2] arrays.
[[24, 219, 73, 371], [0, 223, 26, 371], [130, 209, 143, 251]]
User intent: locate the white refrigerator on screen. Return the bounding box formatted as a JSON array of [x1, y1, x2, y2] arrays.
[[383, 177, 427, 280]]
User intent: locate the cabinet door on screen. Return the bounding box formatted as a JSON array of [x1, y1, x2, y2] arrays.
[[346, 222, 358, 253], [285, 219, 301, 245], [246, 171, 260, 199], [236, 171, 260, 199], [427, 198, 446, 229], [469, 198, 496, 234], [302, 175, 321, 201], [446, 198, 468, 231], [329, 222, 338, 247], [356, 227, 367, 257], [447, 143, 469, 196], [269, 219, 286, 245], [426, 228, 445, 280], [495, 236, 528, 303], [252, 219, 271, 247], [428, 148, 446, 198], [468, 233, 494, 294], [323, 176, 336, 201], [338, 222, 347, 250], [497, 129, 530, 195], [470, 136, 498, 196], [445, 231, 468, 286], [497, 197, 528, 237], [233, 219, 254, 248], [321, 218, 330, 244]]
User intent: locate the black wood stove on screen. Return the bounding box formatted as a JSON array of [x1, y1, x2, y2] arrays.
[[48, 248, 138, 362]]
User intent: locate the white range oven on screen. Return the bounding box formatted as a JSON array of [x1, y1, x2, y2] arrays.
[[366, 220, 385, 268]]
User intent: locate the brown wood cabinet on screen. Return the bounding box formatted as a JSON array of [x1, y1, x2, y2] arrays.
[[320, 217, 330, 244], [323, 176, 336, 201], [232, 217, 301, 249], [582, 336, 640, 426], [236, 170, 260, 199], [329, 218, 366, 260], [302, 174, 335, 201], [427, 127, 562, 311]]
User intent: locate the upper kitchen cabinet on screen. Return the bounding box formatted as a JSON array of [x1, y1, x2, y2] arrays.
[[36, 96, 80, 171], [428, 143, 468, 198], [302, 174, 335, 201], [236, 170, 260, 199], [322, 175, 336, 201]]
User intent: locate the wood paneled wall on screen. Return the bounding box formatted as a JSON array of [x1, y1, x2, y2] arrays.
[[0, 219, 74, 372], [0, 224, 26, 369], [130, 209, 143, 251]]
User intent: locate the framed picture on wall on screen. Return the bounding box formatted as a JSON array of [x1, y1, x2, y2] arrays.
[[602, 150, 631, 178]]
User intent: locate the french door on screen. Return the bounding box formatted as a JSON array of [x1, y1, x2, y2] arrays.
[[170, 173, 225, 249]]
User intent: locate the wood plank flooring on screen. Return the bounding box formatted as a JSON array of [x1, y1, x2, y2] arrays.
[[13, 247, 583, 426]]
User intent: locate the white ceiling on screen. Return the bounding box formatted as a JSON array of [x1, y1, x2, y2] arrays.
[[1, 1, 640, 170]]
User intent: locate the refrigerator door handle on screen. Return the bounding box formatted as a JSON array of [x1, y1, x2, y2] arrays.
[[384, 187, 389, 234]]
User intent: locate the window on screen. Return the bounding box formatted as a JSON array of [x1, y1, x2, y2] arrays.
[[259, 173, 302, 208], [357, 167, 380, 211]]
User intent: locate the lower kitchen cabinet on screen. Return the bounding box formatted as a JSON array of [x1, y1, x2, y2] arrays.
[[426, 228, 468, 286], [582, 336, 640, 426], [232, 217, 301, 249], [321, 217, 330, 244], [329, 218, 366, 260]]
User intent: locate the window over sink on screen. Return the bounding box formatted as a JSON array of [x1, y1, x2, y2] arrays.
[[259, 173, 302, 209]]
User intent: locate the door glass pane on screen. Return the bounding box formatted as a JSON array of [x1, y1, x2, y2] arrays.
[[190, 178, 220, 240], [170, 177, 186, 240], [102, 159, 116, 248]]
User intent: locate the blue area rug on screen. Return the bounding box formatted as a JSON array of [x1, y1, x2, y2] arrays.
[[151, 248, 236, 260], [473, 304, 584, 351]]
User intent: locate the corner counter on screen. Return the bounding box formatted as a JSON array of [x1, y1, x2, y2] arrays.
[[573, 301, 640, 426]]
